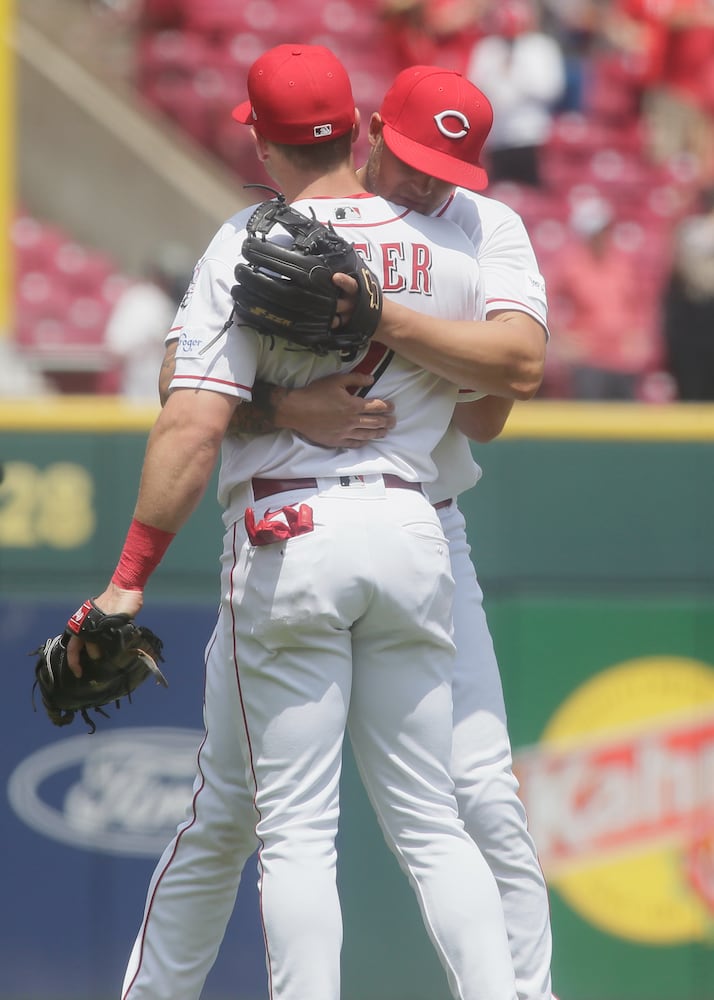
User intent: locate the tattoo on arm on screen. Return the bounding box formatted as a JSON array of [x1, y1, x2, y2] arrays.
[[159, 341, 178, 407], [227, 381, 284, 437]]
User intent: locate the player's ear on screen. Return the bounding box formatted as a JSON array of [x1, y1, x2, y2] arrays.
[[367, 113, 383, 149], [252, 128, 270, 163], [350, 108, 361, 146]]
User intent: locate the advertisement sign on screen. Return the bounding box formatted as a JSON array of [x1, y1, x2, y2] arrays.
[[517, 656, 714, 946], [1, 598, 266, 1000], [4, 410, 714, 999], [491, 597, 714, 1000]]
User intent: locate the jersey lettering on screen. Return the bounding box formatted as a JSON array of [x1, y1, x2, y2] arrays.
[[381, 244, 407, 292], [352, 242, 433, 295], [412, 244, 432, 294]]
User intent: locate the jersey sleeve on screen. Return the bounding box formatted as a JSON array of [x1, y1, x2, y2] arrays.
[[457, 388, 487, 402], [479, 210, 549, 333], [170, 247, 257, 402], [444, 190, 549, 336], [455, 262, 487, 400], [165, 207, 257, 347]]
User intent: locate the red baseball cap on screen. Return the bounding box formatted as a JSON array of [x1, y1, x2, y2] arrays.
[[232, 44, 356, 145], [379, 66, 493, 192]]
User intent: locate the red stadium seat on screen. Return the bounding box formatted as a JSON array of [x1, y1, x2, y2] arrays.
[[11, 216, 65, 274], [141, 73, 214, 145], [65, 295, 113, 345], [137, 29, 212, 90], [16, 271, 73, 326], [529, 217, 568, 262], [320, 0, 382, 43], [15, 314, 69, 352], [583, 53, 643, 126], [180, 0, 251, 37], [218, 32, 267, 75], [52, 242, 116, 296], [12, 211, 137, 391], [232, 0, 323, 38]]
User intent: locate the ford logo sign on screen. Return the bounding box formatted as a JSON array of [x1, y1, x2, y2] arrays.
[[7, 727, 202, 858]]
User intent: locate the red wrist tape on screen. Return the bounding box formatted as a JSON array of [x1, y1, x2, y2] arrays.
[[111, 518, 175, 591]]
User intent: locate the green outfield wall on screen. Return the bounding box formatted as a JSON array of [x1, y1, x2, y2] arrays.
[[3, 398, 714, 1000]]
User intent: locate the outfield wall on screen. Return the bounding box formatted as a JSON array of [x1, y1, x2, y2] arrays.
[[2, 399, 714, 1000]]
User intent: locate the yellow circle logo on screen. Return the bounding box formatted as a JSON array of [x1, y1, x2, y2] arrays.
[[515, 657, 714, 944]]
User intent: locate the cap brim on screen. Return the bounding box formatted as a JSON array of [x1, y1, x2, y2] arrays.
[[232, 99, 253, 124], [383, 124, 488, 193]]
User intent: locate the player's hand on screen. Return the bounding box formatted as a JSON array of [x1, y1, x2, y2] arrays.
[[66, 584, 144, 677], [276, 372, 396, 448], [333, 272, 360, 329]]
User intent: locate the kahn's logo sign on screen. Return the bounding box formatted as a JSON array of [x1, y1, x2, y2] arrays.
[[8, 728, 202, 858]]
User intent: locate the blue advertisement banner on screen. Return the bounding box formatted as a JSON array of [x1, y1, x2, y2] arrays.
[[2, 599, 267, 1000]]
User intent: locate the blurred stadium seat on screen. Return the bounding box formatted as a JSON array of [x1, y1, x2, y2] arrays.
[[52, 242, 116, 297], [12, 215, 127, 393], [583, 53, 643, 127], [137, 28, 211, 80], [14, 0, 707, 399], [180, 0, 250, 36], [11, 215, 65, 273]]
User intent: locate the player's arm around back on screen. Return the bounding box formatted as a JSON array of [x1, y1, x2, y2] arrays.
[[160, 339, 395, 447], [374, 297, 546, 400]]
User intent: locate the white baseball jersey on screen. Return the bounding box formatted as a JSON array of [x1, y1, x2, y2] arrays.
[[154, 192, 520, 1000], [122, 190, 552, 1000], [427, 189, 549, 505], [170, 194, 484, 527]]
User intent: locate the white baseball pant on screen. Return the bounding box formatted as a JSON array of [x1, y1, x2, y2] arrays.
[[122, 488, 551, 1000], [124, 474, 516, 1000], [440, 500, 553, 1000]]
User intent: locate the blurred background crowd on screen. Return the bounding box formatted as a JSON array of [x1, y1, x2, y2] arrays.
[[6, 0, 714, 403]]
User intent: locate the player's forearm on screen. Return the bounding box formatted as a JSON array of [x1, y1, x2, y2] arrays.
[[89, 394, 231, 631], [134, 435, 216, 533], [133, 394, 229, 533], [453, 396, 514, 443], [377, 302, 546, 399], [229, 374, 395, 448], [227, 382, 292, 435]]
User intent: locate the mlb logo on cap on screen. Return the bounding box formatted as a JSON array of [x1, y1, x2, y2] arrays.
[[232, 44, 356, 146]]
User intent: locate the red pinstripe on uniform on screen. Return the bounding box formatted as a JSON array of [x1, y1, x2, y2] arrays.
[[228, 521, 274, 998], [171, 373, 252, 393], [120, 633, 216, 1000]]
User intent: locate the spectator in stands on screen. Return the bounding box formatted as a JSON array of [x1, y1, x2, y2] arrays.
[[104, 243, 191, 402], [464, 0, 567, 185], [540, 0, 603, 113], [549, 194, 656, 399], [609, 0, 714, 185], [662, 186, 714, 400], [380, 0, 489, 75]]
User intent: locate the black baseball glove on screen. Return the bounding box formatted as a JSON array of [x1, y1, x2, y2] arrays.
[[32, 600, 167, 733], [231, 195, 383, 361]]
